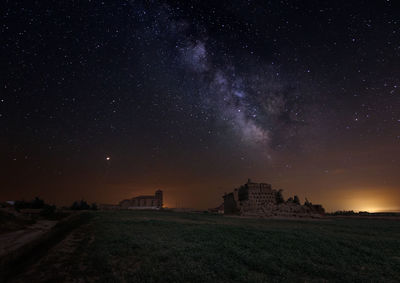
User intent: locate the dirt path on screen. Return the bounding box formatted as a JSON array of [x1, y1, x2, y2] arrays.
[[9, 222, 94, 282], [1, 213, 93, 282], [0, 220, 57, 258]]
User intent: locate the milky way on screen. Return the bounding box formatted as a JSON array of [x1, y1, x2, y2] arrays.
[[139, 3, 311, 154]]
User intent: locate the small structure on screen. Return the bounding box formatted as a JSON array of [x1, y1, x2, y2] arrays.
[[223, 179, 325, 217], [208, 203, 224, 214], [119, 190, 163, 210]]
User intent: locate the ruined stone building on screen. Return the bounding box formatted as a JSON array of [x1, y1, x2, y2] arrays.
[[224, 179, 279, 214], [223, 179, 325, 217], [119, 190, 163, 209]]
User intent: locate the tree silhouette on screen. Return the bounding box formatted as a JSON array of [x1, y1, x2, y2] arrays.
[[275, 189, 284, 204]]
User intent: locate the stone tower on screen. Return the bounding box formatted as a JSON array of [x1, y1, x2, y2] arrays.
[[155, 190, 163, 208]]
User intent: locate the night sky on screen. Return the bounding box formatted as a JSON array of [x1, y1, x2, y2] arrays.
[[2, 0, 400, 212]]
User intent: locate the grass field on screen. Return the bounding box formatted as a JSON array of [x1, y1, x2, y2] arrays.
[[10, 210, 400, 282]]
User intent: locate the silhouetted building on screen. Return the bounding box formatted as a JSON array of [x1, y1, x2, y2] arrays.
[[208, 203, 224, 214], [119, 190, 163, 209], [223, 179, 279, 214], [223, 179, 325, 217]]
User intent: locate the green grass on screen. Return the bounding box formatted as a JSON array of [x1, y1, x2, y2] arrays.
[[14, 211, 400, 282]]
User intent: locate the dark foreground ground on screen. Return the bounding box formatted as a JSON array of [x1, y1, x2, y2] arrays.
[[5, 210, 400, 282]]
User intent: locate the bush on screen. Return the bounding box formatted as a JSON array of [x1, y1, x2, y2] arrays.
[[330, 210, 356, 216], [14, 197, 47, 210], [40, 205, 56, 217], [70, 200, 97, 210]]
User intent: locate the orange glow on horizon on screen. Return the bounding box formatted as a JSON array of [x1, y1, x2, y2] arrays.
[[321, 186, 400, 213]]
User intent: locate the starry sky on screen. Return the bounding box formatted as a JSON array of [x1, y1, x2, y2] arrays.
[[1, 0, 400, 212]]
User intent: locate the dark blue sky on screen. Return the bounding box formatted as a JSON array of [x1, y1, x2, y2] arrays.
[[1, 0, 399, 211]]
